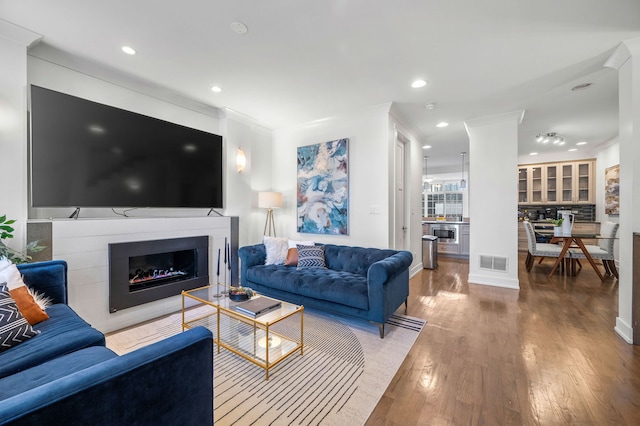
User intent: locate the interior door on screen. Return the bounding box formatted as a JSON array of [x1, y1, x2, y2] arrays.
[[395, 136, 407, 250]]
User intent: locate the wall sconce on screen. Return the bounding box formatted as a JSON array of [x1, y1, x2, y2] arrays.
[[236, 148, 247, 173], [258, 191, 283, 237]]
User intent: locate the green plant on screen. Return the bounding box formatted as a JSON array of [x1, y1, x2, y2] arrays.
[[547, 218, 564, 227], [0, 214, 46, 264]]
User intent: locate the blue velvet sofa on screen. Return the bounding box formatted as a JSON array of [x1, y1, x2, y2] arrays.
[[0, 260, 214, 425], [238, 243, 412, 338]]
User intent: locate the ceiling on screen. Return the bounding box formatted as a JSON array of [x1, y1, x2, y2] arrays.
[[2, 0, 639, 171]]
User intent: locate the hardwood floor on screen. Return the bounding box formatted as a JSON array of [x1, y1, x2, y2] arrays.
[[366, 254, 640, 425]]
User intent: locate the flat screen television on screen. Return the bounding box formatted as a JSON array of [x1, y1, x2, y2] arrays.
[[29, 85, 224, 209]]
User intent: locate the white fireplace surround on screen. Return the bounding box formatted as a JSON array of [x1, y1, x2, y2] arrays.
[[32, 216, 233, 333]]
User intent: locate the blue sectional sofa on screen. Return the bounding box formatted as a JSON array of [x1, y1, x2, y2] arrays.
[[0, 260, 214, 425], [239, 243, 412, 337]]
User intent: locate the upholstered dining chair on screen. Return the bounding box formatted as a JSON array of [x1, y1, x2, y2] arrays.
[[522, 221, 564, 272], [568, 221, 619, 278]]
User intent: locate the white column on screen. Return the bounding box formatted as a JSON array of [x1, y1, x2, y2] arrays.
[[604, 37, 640, 343], [464, 110, 524, 289], [0, 21, 41, 251]]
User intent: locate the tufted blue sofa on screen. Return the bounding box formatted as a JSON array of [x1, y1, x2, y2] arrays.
[[0, 260, 214, 425], [238, 243, 413, 337]]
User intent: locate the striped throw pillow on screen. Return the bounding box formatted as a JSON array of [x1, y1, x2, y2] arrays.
[[296, 245, 326, 269]]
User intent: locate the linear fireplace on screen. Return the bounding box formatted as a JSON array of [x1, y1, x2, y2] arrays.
[[109, 236, 209, 313]]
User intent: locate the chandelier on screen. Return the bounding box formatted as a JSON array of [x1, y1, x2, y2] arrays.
[[535, 132, 565, 145]]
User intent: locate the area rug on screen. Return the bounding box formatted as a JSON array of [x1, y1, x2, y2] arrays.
[[106, 308, 425, 425]]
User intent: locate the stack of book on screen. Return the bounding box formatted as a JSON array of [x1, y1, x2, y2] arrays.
[[235, 297, 281, 318]]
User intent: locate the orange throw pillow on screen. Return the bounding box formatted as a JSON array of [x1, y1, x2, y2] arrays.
[[9, 286, 49, 325], [285, 248, 299, 266]]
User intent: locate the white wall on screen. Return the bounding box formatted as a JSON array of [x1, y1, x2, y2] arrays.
[[465, 111, 524, 290], [0, 23, 40, 253], [272, 104, 392, 249]]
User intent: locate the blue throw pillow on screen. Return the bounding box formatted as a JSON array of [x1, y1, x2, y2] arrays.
[[297, 245, 327, 269], [0, 287, 40, 352]]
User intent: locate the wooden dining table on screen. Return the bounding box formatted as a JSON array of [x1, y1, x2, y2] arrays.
[[534, 230, 608, 281]]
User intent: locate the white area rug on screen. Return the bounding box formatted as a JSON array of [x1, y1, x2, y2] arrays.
[[106, 308, 424, 426]]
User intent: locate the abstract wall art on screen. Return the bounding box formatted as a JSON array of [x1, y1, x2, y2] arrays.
[[297, 138, 349, 235], [604, 164, 619, 215]]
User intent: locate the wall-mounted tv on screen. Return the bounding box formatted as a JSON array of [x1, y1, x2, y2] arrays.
[[29, 85, 224, 209]]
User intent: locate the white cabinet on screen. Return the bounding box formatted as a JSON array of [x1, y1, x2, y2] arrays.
[[518, 159, 595, 205], [558, 160, 595, 204], [460, 225, 470, 255]]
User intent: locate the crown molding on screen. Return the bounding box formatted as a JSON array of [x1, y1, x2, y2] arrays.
[[0, 18, 42, 47]]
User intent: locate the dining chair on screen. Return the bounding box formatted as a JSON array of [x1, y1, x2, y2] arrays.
[[522, 221, 564, 272], [568, 222, 619, 278]]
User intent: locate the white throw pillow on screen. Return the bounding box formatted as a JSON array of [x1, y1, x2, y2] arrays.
[[263, 236, 288, 265], [0, 262, 24, 290]]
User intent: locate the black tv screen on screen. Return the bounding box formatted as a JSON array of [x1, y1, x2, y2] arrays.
[[29, 85, 224, 208]]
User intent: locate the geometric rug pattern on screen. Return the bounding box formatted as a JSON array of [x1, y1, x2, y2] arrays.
[[106, 309, 425, 426]]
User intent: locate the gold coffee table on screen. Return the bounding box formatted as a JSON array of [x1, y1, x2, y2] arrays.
[[182, 285, 304, 380]]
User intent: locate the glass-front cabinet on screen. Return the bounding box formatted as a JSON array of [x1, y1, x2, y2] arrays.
[[518, 159, 594, 205]]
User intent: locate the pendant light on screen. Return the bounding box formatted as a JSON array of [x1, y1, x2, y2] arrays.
[[460, 152, 467, 189], [423, 156, 429, 191]]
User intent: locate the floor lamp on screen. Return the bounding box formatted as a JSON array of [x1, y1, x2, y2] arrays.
[[258, 191, 283, 237]]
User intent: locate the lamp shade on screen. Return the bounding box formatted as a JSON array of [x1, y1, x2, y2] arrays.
[[258, 191, 282, 209]]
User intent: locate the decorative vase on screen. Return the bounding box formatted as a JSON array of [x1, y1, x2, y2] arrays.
[[553, 226, 563, 237]]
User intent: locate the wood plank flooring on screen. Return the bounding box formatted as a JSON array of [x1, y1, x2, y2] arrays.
[[366, 254, 640, 425]]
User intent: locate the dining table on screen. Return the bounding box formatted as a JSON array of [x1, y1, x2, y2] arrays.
[[535, 230, 608, 281]]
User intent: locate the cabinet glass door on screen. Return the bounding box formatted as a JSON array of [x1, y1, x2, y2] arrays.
[[531, 167, 542, 203], [546, 165, 557, 202], [561, 164, 574, 202], [518, 167, 528, 203], [577, 162, 591, 202]]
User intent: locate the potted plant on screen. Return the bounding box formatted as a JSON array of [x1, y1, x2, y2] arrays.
[[547, 218, 564, 237], [0, 214, 45, 264]]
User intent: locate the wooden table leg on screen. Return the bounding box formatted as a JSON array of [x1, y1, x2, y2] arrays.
[[548, 238, 572, 278], [573, 238, 605, 282]]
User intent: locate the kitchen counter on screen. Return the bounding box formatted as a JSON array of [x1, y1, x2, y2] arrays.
[[423, 220, 469, 225]]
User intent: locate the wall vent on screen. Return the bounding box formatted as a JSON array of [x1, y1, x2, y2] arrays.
[[479, 255, 509, 272]]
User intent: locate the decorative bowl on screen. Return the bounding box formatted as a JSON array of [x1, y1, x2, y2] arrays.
[[228, 286, 254, 301]]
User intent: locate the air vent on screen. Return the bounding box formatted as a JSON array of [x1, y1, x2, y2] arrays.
[[479, 255, 509, 272]]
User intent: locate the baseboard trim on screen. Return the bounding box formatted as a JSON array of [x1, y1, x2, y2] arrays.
[[615, 316, 633, 344], [468, 273, 520, 290]]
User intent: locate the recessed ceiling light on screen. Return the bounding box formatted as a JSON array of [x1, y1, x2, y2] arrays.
[[422, 145, 432, 149], [571, 83, 593, 91], [436, 122, 449, 128], [121, 46, 136, 55], [576, 141, 587, 145], [230, 21, 248, 34], [568, 148, 578, 152], [411, 79, 427, 88], [529, 152, 538, 156], [211, 86, 222, 93], [425, 103, 436, 110]]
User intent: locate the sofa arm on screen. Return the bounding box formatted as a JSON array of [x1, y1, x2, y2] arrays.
[[239, 244, 266, 285], [0, 327, 214, 425], [16, 260, 68, 305], [367, 251, 413, 325], [368, 251, 413, 287]]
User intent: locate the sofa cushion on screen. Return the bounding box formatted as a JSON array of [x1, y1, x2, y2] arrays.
[[0, 288, 40, 352], [0, 346, 117, 401], [0, 303, 105, 379], [246, 265, 368, 310]]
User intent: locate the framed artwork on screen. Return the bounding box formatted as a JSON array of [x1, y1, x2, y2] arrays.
[[297, 138, 349, 235], [604, 164, 619, 215]]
